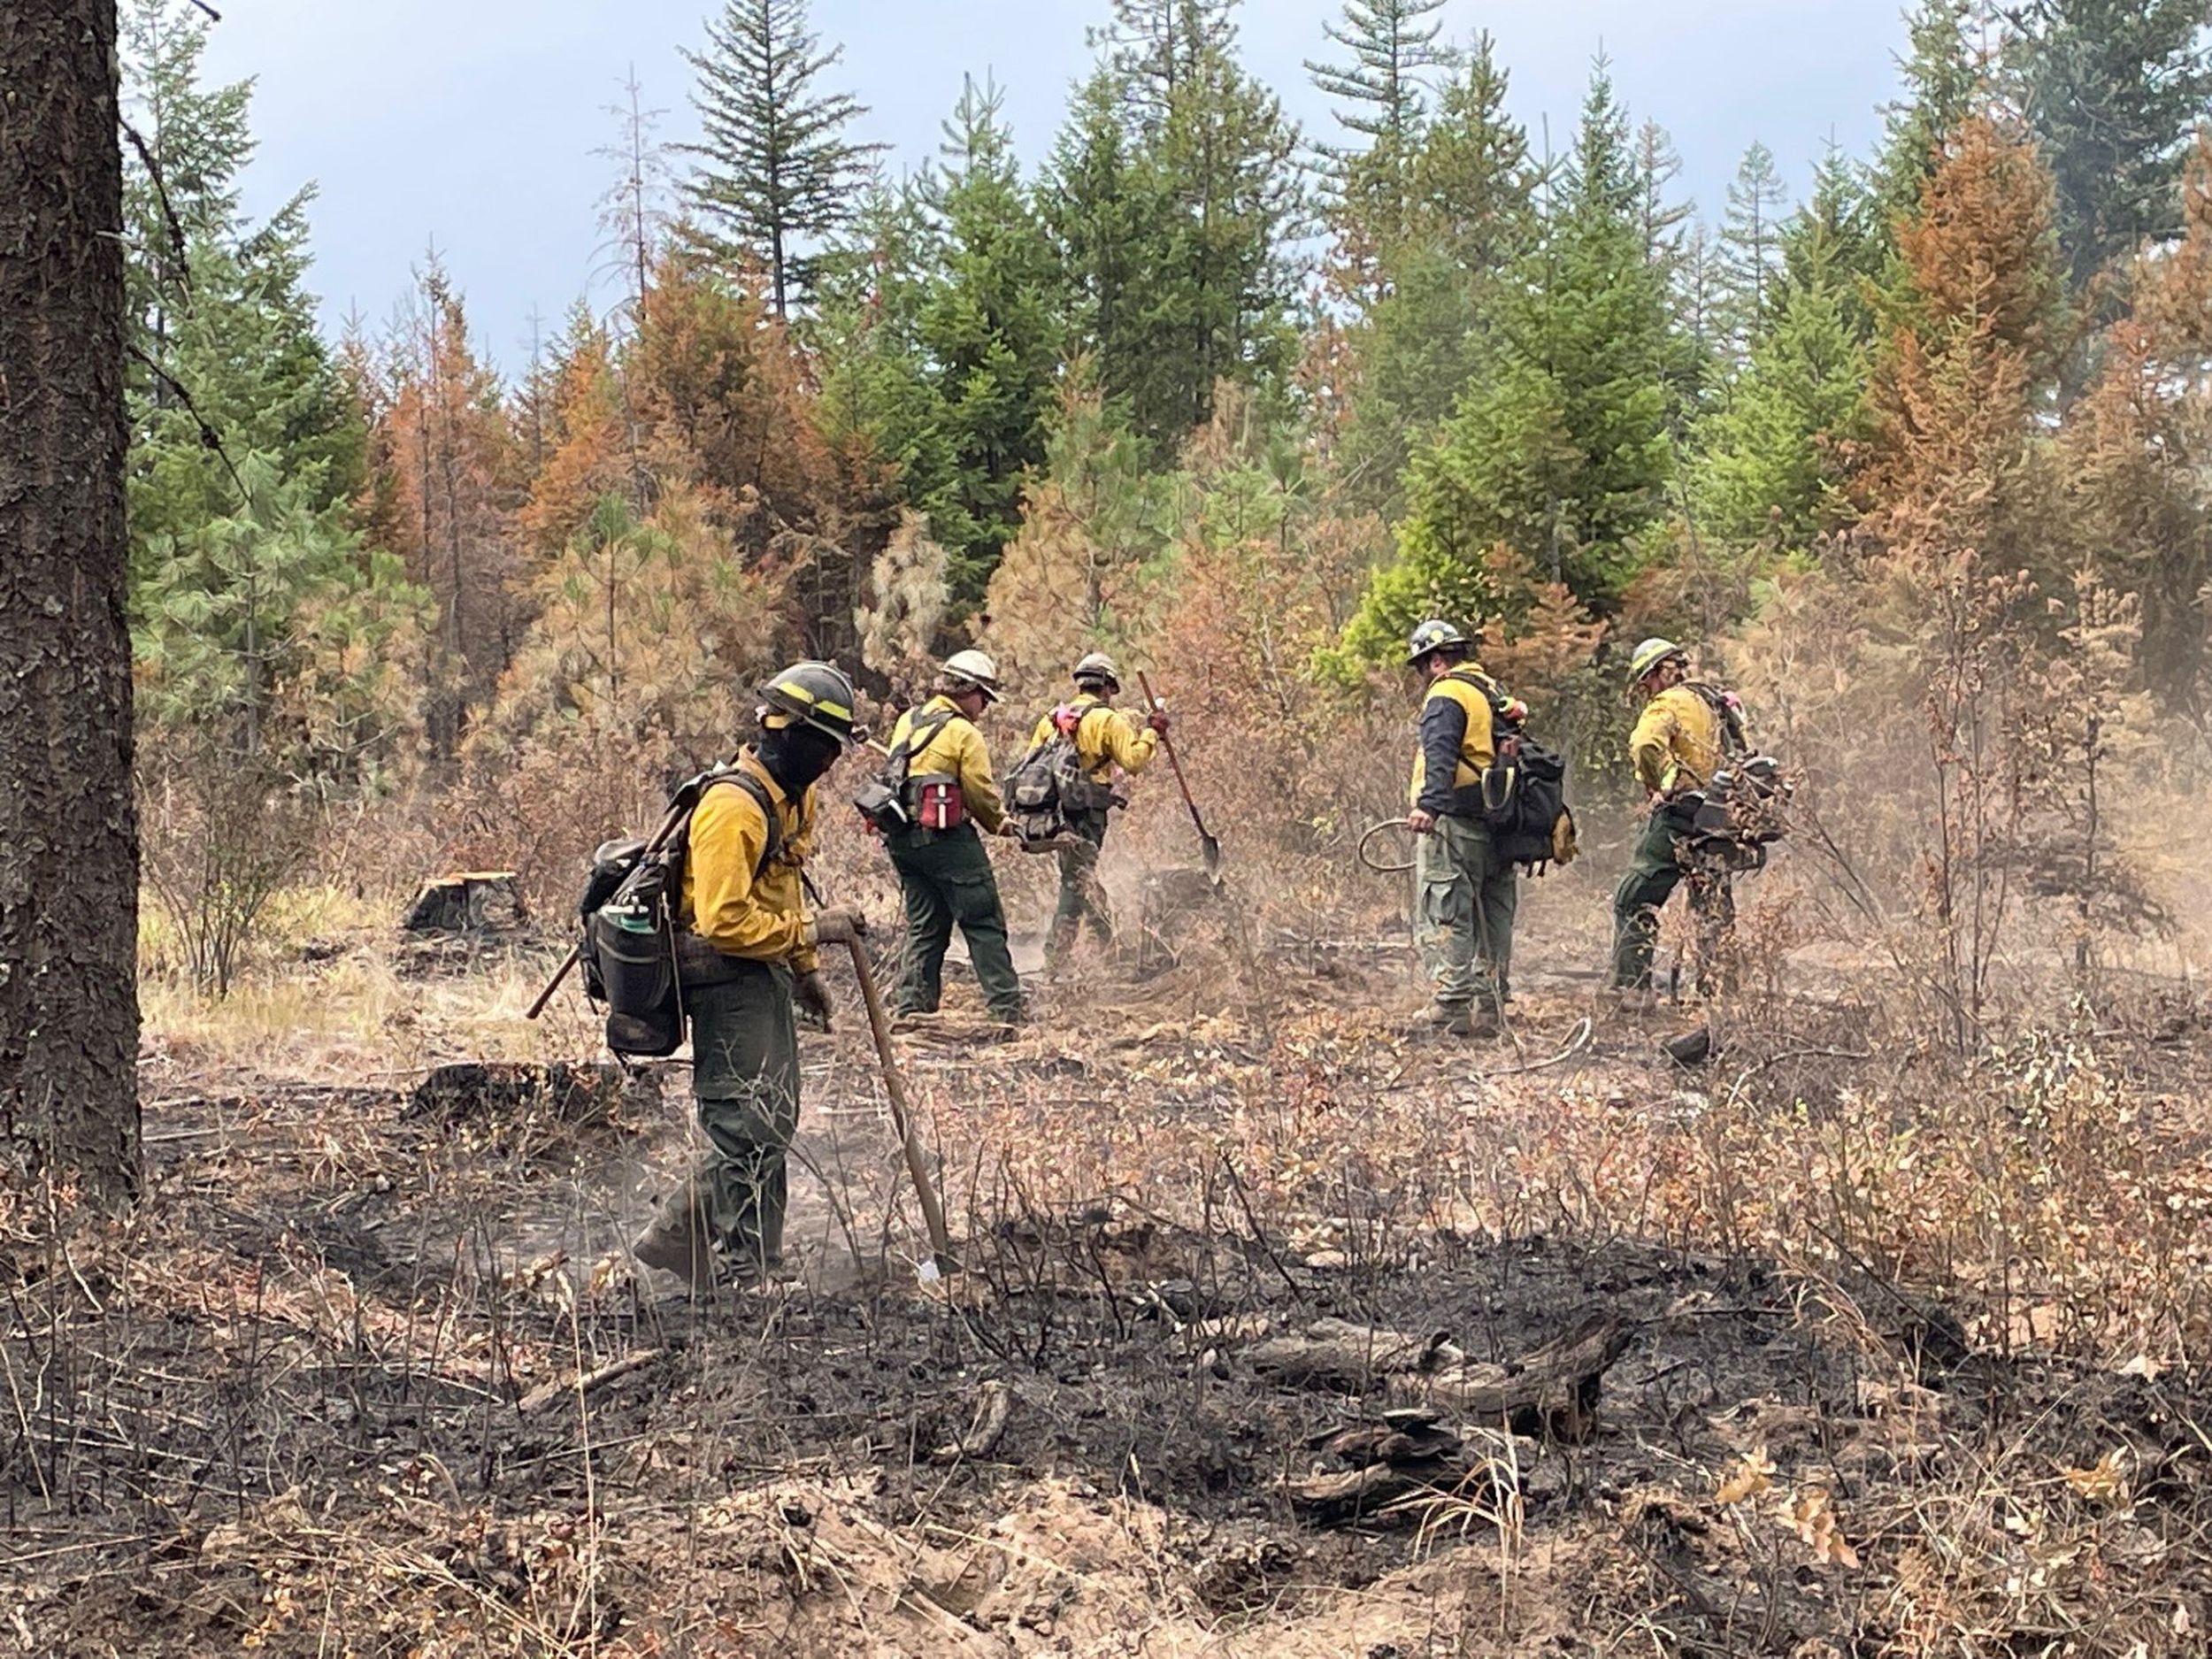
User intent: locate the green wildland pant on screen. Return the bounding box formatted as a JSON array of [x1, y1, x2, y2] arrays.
[[1046, 810, 1113, 965], [1611, 811, 1736, 992], [887, 823, 1024, 1022], [1417, 813, 1517, 1010], [685, 960, 800, 1278]]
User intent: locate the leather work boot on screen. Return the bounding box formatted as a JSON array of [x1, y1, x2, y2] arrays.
[[631, 1188, 720, 1296], [1408, 1002, 1475, 1039]]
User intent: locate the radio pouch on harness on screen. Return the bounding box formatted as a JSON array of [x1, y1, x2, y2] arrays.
[[856, 707, 958, 834], [576, 767, 782, 1057], [1009, 703, 1114, 846]]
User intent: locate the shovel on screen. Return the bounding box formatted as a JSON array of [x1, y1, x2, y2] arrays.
[[841, 935, 959, 1281], [1136, 671, 1222, 882]]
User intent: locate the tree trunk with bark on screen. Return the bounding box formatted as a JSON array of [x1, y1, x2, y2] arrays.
[[0, 0, 142, 1202]]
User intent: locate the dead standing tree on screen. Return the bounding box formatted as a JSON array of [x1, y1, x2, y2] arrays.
[[0, 0, 142, 1201]]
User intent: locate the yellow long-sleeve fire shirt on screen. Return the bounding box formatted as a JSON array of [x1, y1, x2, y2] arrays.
[[1026, 692, 1159, 785], [1629, 685, 1724, 795], [680, 749, 819, 972], [890, 695, 1006, 833]]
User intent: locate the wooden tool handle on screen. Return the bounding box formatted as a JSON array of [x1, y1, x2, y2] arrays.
[[845, 936, 957, 1272]]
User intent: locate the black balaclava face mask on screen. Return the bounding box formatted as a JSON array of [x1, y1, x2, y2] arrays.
[[757, 722, 842, 795]]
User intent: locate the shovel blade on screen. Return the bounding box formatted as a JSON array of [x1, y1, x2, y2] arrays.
[[1200, 833, 1224, 881]]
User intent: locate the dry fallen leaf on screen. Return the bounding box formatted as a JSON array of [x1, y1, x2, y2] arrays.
[[1788, 1487, 1861, 1567], [2061, 1449, 2129, 1507], [1715, 1447, 1777, 1506]]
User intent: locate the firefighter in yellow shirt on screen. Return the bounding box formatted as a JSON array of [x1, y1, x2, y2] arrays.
[[1611, 638, 1735, 1002], [1028, 652, 1165, 970], [1404, 619, 1524, 1037], [879, 651, 1025, 1026], [632, 661, 867, 1294]]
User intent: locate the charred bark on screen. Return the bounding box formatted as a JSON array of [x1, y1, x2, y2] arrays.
[[0, 0, 141, 1201]]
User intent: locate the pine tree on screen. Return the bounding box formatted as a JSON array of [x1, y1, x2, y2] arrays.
[[917, 77, 1068, 602], [373, 259, 523, 719], [1340, 62, 1682, 657], [2009, 0, 2212, 292], [595, 68, 675, 330], [1402, 36, 1536, 272], [1100, 0, 1239, 125], [1862, 115, 2065, 577], [121, 0, 363, 565], [1718, 142, 1791, 359], [2, 0, 140, 1202], [1695, 241, 1869, 552], [1048, 14, 1302, 451], [1778, 142, 1884, 340], [680, 0, 885, 315], [1869, 0, 1978, 232], [1046, 73, 1158, 406], [1333, 39, 1536, 514], [2062, 134, 2212, 704], [1307, 0, 1450, 156], [1635, 119, 1693, 273]]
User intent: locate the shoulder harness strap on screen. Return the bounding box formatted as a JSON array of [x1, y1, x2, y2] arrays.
[[705, 769, 785, 881], [1685, 681, 1750, 756]]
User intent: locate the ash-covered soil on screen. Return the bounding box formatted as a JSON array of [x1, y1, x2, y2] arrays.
[[12, 922, 2212, 1655]]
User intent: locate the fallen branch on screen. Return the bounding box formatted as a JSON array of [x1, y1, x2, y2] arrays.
[[1243, 1311, 1632, 1440], [517, 1348, 664, 1416], [930, 1378, 1012, 1464]]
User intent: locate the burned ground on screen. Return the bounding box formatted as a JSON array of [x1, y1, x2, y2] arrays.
[[11, 903, 2212, 1655]]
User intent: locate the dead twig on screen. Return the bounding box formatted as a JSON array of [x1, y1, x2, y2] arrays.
[[516, 1348, 664, 1416]]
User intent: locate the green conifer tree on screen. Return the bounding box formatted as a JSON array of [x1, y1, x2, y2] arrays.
[[2008, 0, 2212, 291], [680, 0, 886, 314], [1340, 62, 1682, 657], [1694, 239, 1870, 552], [917, 77, 1069, 601], [1718, 142, 1791, 359]]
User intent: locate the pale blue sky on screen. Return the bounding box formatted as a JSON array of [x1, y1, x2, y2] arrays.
[[201, 0, 1912, 373]]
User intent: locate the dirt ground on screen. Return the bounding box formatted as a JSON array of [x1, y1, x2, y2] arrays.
[[11, 866, 2212, 1656]]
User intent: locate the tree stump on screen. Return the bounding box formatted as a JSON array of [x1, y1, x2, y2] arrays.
[[403, 872, 526, 934]]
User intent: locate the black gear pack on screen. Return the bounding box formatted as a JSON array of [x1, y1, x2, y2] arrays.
[[1008, 703, 1117, 846], [1440, 669, 1579, 873], [579, 764, 784, 1057], [854, 705, 960, 833]]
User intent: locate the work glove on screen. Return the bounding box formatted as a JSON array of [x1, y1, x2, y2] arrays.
[[809, 905, 869, 947], [1148, 703, 1171, 735], [794, 968, 834, 1033]]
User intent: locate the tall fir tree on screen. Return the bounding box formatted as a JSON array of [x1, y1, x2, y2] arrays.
[[1869, 0, 1978, 233], [1308, 0, 1449, 142], [1099, 0, 1239, 125], [1778, 142, 1885, 341], [917, 78, 1068, 602], [1694, 231, 1870, 553], [680, 0, 885, 315], [121, 0, 363, 565], [2008, 0, 2212, 293], [1340, 62, 1682, 657], [1718, 142, 1791, 359], [1333, 37, 1536, 514], [1048, 6, 1301, 451]]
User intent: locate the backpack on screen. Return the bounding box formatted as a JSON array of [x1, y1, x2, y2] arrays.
[[854, 705, 959, 833], [1667, 684, 1791, 870], [1443, 670, 1580, 874], [1685, 680, 1753, 759], [578, 765, 783, 1058], [1008, 703, 1116, 845]]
